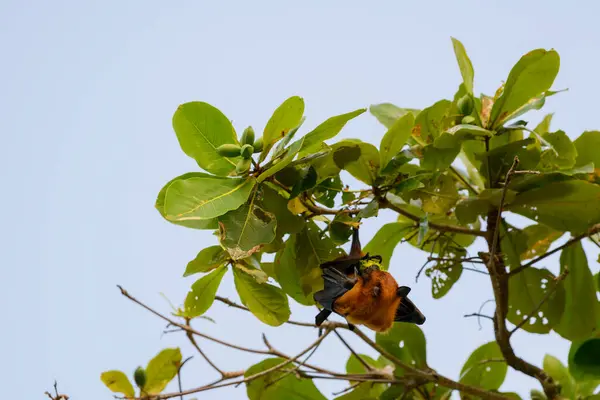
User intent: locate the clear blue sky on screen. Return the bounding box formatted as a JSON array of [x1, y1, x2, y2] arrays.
[[2, 1, 599, 399]]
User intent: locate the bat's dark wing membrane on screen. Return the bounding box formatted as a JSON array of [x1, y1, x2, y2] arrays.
[[314, 266, 357, 326], [394, 295, 426, 325]]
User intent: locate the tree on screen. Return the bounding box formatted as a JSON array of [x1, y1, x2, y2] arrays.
[[100, 38, 600, 400]]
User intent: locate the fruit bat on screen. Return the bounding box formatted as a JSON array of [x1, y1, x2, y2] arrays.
[[314, 228, 426, 332]]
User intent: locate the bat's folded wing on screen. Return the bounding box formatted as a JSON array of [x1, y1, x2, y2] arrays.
[[394, 296, 426, 325], [313, 267, 356, 311]]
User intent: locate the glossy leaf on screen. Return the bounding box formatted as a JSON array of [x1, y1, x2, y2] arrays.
[[260, 96, 305, 162], [508, 181, 600, 233], [451, 37, 474, 95], [261, 184, 305, 237], [298, 108, 366, 158], [218, 189, 277, 260], [100, 370, 135, 399], [569, 338, 600, 381], [543, 355, 575, 399], [332, 139, 380, 184], [507, 267, 565, 334], [434, 124, 493, 149], [313, 175, 342, 207], [156, 173, 219, 230], [421, 144, 460, 171], [258, 138, 304, 182], [233, 267, 290, 326], [172, 102, 239, 176], [363, 221, 415, 271], [539, 130, 578, 169], [534, 113, 554, 135], [289, 166, 318, 198], [184, 246, 228, 276], [574, 130, 600, 169], [370, 103, 420, 128], [413, 100, 452, 143], [164, 173, 256, 222], [183, 266, 227, 318], [245, 358, 326, 400], [376, 324, 427, 370], [275, 222, 344, 305], [459, 342, 507, 395], [380, 113, 415, 169], [555, 242, 599, 341], [489, 49, 560, 128], [145, 348, 182, 394]]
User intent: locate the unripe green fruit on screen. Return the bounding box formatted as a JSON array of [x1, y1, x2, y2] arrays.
[[240, 144, 254, 159], [462, 115, 476, 125], [236, 158, 252, 174], [252, 137, 264, 153], [457, 95, 474, 116], [217, 143, 242, 157], [240, 126, 255, 146], [134, 367, 146, 389]]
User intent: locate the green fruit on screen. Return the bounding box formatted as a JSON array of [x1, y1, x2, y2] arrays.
[[240, 126, 255, 146], [457, 95, 474, 115], [236, 158, 252, 174], [252, 137, 264, 153], [462, 115, 476, 125], [216, 143, 242, 157], [240, 144, 254, 159], [134, 366, 146, 389]]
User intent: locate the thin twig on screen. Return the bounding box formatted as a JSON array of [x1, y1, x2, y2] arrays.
[[464, 313, 494, 322], [176, 356, 193, 400], [509, 224, 600, 276], [334, 330, 373, 372], [450, 166, 480, 195], [186, 323, 226, 377], [509, 269, 569, 336], [332, 381, 362, 396], [214, 296, 316, 328]]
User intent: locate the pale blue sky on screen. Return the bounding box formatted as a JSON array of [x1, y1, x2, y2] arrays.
[[2, 1, 600, 399]]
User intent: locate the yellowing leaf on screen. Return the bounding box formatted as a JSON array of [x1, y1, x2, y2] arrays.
[[100, 370, 135, 399], [145, 348, 182, 394]]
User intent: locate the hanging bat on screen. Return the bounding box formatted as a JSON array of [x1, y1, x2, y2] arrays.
[[314, 228, 426, 332]]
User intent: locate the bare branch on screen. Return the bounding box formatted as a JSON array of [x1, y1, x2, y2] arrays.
[[214, 296, 315, 327], [186, 324, 225, 377], [333, 330, 373, 372]]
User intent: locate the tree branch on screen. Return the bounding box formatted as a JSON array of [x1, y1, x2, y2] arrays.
[[509, 223, 600, 276], [377, 195, 486, 237]]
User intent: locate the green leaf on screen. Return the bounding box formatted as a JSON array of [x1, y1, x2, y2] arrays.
[[376, 324, 427, 370], [507, 267, 565, 334], [413, 100, 453, 143], [313, 175, 343, 207], [451, 37, 475, 95], [329, 213, 355, 245], [335, 354, 388, 400], [173, 102, 240, 176], [234, 262, 269, 284], [422, 144, 460, 171], [363, 221, 415, 271], [508, 181, 600, 233], [275, 222, 344, 305], [233, 267, 290, 326], [245, 357, 326, 400], [534, 113, 554, 135], [156, 173, 219, 230], [477, 138, 540, 186], [145, 348, 182, 394], [257, 138, 304, 182], [260, 96, 305, 162], [489, 49, 560, 128], [163, 173, 256, 222], [555, 242, 599, 341], [518, 224, 563, 261], [332, 139, 380, 184], [183, 266, 227, 318], [543, 355, 575, 399], [100, 370, 135, 399], [218, 189, 277, 260], [569, 338, 600, 382], [298, 108, 366, 158], [289, 166, 318, 199], [574, 131, 600, 168], [370, 103, 420, 128], [380, 113, 415, 169], [184, 246, 228, 276], [425, 257, 463, 299], [261, 183, 305, 236], [539, 130, 578, 170], [459, 342, 507, 395], [434, 124, 493, 149]]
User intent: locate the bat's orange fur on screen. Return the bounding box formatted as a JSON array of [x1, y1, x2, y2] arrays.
[[332, 268, 402, 333]]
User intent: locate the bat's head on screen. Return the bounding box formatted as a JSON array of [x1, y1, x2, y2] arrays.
[[355, 253, 383, 277]]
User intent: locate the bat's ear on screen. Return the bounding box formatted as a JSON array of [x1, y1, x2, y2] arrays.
[[397, 286, 411, 297]]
